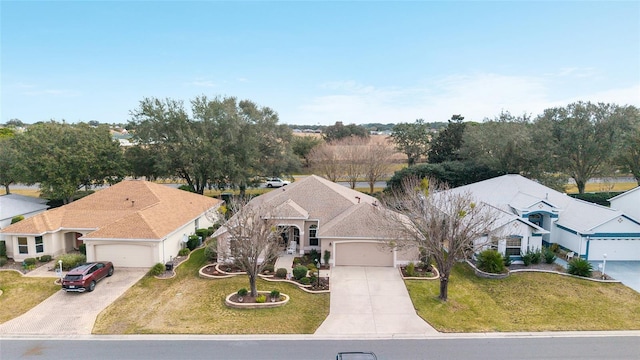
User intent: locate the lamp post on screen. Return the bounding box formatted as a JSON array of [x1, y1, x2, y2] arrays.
[[602, 253, 607, 279], [58, 260, 63, 282]]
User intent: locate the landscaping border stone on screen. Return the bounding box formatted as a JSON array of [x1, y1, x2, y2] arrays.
[[224, 291, 290, 309]]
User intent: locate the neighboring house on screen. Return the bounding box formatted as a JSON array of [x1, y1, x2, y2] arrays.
[[0, 180, 222, 267], [447, 174, 640, 261], [609, 186, 640, 222], [214, 175, 419, 267], [0, 194, 49, 230]]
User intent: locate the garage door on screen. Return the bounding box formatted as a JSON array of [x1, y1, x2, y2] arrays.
[[588, 239, 640, 261], [335, 242, 394, 267], [94, 244, 155, 267]]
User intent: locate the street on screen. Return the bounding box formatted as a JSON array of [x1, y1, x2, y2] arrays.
[[1, 335, 639, 360]]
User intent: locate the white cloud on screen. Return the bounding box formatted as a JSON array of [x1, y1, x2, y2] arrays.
[[288, 72, 640, 125]]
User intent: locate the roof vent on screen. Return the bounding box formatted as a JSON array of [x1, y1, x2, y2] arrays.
[[355, 196, 361, 203], [131, 200, 135, 207]]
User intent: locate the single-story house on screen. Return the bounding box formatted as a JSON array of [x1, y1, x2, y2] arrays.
[[214, 175, 419, 267], [0, 180, 222, 267], [447, 174, 640, 261], [0, 193, 49, 230], [609, 186, 640, 222]]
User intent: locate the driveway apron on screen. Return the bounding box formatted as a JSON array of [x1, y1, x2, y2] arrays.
[[315, 266, 437, 336], [0, 268, 146, 335], [590, 261, 640, 293]]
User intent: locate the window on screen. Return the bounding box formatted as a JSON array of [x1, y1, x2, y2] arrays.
[[309, 225, 318, 246], [35, 236, 44, 253], [505, 236, 522, 256], [18, 237, 28, 254]]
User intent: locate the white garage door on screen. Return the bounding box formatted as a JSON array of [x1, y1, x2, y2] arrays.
[[588, 239, 640, 261], [335, 242, 394, 267], [94, 243, 155, 267]]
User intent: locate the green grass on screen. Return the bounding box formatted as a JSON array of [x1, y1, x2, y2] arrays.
[[93, 248, 329, 334], [0, 271, 60, 323], [407, 264, 640, 332]]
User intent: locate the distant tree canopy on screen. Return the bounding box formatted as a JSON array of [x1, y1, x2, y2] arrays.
[[385, 161, 501, 191], [390, 119, 431, 166], [5, 118, 25, 128], [129, 96, 299, 195], [322, 121, 369, 142], [427, 115, 466, 164]]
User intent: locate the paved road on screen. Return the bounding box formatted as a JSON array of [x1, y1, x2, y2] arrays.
[[0, 268, 146, 335], [315, 266, 436, 335], [1, 335, 639, 360]]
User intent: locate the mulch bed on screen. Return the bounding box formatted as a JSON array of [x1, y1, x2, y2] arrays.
[[0, 258, 51, 274], [155, 254, 189, 279], [306, 277, 330, 291], [399, 265, 435, 278], [227, 293, 283, 304], [509, 262, 614, 280]]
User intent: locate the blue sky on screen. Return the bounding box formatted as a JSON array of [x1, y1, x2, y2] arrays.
[[2, 1, 639, 126]]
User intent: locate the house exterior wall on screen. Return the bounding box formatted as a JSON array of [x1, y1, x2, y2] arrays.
[[4, 230, 82, 261], [610, 189, 640, 221], [555, 225, 587, 258]]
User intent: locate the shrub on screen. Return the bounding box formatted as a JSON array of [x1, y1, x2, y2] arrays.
[[0, 241, 6, 257], [255, 294, 266, 303], [405, 262, 416, 277], [292, 265, 308, 280], [307, 264, 317, 274], [275, 268, 288, 278], [309, 275, 317, 284], [262, 264, 274, 273], [178, 184, 196, 193], [503, 255, 512, 267], [195, 228, 210, 239], [11, 215, 24, 224], [543, 248, 557, 264], [79, 243, 87, 255], [0, 257, 7, 267], [309, 249, 320, 263], [521, 250, 534, 266], [23, 257, 36, 266], [567, 258, 593, 278], [149, 262, 165, 276], [323, 250, 331, 265], [299, 277, 311, 285], [476, 249, 506, 274], [530, 249, 542, 264], [549, 243, 559, 253], [178, 248, 190, 256], [39, 255, 52, 262], [187, 235, 199, 251], [270, 290, 280, 300], [237, 288, 248, 297], [56, 253, 86, 270], [204, 240, 217, 262]]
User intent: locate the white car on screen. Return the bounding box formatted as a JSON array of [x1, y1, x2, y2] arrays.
[[265, 177, 290, 188]]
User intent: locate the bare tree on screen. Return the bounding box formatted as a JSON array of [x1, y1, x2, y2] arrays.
[[309, 142, 343, 182], [335, 137, 368, 189], [362, 140, 395, 193], [218, 197, 284, 297], [382, 177, 501, 301]]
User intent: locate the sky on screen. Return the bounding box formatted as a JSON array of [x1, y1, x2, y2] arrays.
[[1, 1, 639, 126]]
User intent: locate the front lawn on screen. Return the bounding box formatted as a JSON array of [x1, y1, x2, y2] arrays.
[[93, 248, 329, 334], [0, 271, 60, 323], [407, 264, 640, 332]]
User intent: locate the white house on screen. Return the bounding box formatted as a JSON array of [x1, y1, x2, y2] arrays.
[[0, 180, 222, 267], [447, 175, 640, 261], [609, 186, 640, 222], [0, 194, 49, 230]]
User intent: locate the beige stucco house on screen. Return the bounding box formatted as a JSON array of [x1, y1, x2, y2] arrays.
[[0, 180, 222, 267], [214, 175, 419, 267]]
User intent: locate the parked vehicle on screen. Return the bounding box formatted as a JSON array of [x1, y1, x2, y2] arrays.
[[62, 261, 114, 292], [265, 177, 290, 188], [336, 352, 377, 360]]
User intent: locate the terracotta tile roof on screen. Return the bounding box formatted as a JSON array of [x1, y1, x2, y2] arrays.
[[0, 180, 222, 239]]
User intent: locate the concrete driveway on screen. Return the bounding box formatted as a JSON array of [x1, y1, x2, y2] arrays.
[[315, 266, 436, 336], [0, 268, 146, 335], [591, 261, 640, 293]]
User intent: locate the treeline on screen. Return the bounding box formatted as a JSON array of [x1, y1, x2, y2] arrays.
[[388, 102, 640, 193]]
